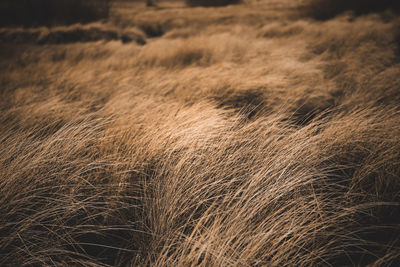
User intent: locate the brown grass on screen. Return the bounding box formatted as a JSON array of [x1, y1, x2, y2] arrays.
[[0, 24, 146, 45], [1, 0, 400, 266]]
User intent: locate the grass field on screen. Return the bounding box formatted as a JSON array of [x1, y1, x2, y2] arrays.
[[1, 0, 400, 266]]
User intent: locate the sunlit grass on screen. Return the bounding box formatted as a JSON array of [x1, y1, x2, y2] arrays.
[[1, 0, 400, 266]]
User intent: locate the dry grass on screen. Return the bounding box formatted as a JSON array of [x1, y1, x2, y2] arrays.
[[1, 0, 400, 266], [0, 24, 146, 45]]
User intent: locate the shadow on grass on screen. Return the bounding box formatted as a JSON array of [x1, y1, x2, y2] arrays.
[[304, 0, 400, 20]]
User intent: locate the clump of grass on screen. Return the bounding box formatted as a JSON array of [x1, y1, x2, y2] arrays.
[[0, 24, 146, 45], [0, 0, 110, 27], [135, 34, 247, 68]]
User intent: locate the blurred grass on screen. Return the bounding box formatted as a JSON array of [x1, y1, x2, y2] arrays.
[[305, 0, 400, 20], [0, 0, 110, 27], [185, 0, 242, 7]]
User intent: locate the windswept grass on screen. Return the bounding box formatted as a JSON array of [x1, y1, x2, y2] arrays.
[[1, 0, 400, 266], [135, 33, 247, 68]]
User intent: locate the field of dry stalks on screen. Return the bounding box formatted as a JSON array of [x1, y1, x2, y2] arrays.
[[1, 0, 400, 266]]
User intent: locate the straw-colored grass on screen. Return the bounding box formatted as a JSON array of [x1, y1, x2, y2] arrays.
[[1, 0, 400, 266]]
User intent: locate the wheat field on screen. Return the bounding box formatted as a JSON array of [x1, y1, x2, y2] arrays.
[[1, 0, 400, 266]]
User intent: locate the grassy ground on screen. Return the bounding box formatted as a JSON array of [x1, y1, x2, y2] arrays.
[[1, 0, 400, 266]]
